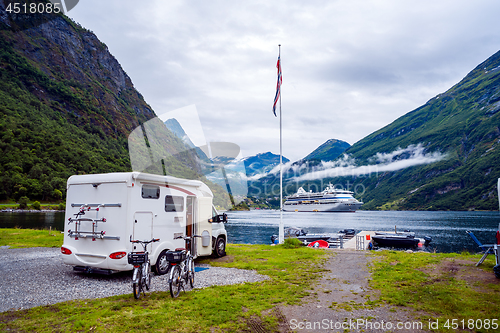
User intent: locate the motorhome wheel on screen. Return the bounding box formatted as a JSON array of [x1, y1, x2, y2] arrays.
[[155, 250, 170, 275], [215, 237, 226, 257]]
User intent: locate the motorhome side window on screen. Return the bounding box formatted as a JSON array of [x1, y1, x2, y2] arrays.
[[165, 195, 184, 212], [142, 185, 160, 199]]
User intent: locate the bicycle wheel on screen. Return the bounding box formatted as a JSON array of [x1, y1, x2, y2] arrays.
[[169, 265, 182, 298], [188, 258, 195, 288], [145, 270, 152, 291], [145, 262, 152, 291], [133, 268, 143, 299]]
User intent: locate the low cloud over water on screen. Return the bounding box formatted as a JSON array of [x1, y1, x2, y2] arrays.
[[250, 144, 447, 181]]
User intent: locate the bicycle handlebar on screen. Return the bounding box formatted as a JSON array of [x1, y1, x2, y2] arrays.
[[174, 235, 202, 240], [129, 236, 160, 244]]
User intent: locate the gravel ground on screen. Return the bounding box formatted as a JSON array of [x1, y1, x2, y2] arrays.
[[0, 247, 268, 312]]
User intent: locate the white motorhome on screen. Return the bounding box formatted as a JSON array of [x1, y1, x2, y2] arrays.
[[61, 172, 228, 275]]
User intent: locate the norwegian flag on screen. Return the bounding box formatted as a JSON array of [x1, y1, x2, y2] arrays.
[[273, 55, 282, 116]]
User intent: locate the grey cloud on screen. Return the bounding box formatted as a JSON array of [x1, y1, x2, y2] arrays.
[[68, 0, 500, 161]]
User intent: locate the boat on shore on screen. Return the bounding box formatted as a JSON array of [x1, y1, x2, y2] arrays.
[[371, 232, 432, 249], [283, 184, 363, 212]]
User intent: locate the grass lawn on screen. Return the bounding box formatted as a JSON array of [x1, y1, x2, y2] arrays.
[[0, 203, 18, 209], [0, 228, 63, 248], [0, 201, 64, 210], [371, 250, 500, 332], [0, 237, 327, 332], [0, 229, 499, 332]]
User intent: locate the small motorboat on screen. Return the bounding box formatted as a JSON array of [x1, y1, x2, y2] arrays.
[[307, 240, 329, 248], [271, 227, 308, 244], [371, 234, 419, 248], [375, 231, 415, 237], [297, 233, 333, 243], [371, 232, 432, 249], [339, 229, 356, 236], [284, 227, 307, 238]]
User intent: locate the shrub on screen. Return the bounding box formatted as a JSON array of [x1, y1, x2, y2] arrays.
[[31, 201, 41, 210], [52, 189, 62, 201], [57, 203, 65, 211], [282, 237, 303, 249], [17, 196, 29, 209]]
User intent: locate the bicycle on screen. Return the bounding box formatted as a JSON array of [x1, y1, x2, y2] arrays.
[[128, 236, 159, 299], [167, 235, 198, 298]]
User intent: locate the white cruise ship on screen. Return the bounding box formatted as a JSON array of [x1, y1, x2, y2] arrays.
[[283, 184, 363, 212]]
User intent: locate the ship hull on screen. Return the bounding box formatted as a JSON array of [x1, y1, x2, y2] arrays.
[[283, 202, 362, 212]]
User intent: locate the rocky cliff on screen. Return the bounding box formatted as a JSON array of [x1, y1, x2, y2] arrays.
[[0, 3, 156, 200], [0, 2, 231, 208]]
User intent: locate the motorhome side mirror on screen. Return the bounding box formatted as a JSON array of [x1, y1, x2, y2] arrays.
[[211, 213, 228, 223]]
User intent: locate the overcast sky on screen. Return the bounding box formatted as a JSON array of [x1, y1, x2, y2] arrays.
[[67, 0, 500, 162]]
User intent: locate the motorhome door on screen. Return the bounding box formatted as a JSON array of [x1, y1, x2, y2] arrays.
[[186, 196, 195, 253], [195, 197, 212, 256], [133, 211, 153, 241]]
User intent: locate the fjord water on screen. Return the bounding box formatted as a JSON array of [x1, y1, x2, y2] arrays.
[[0, 211, 65, 231], [225, 210, 500, 253], [1, 210, 499, 253]]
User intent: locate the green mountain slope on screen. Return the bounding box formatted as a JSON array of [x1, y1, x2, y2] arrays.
[[248, 51, 500, 210], [0, 10, 158, 200], [0, 6, 230, 207], [303, 139, 350, 162], [341, 50, 500, 210]]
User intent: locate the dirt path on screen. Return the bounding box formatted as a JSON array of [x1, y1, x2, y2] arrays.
[[278, 250, 430, 333]]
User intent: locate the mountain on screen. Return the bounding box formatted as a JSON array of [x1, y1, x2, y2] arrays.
[[164, 118, 195, 148], [163, 117, 211, 167], [0, 5, 231, 208], [341, 50, 500, 210], [303, 139, 350, 162], [243, 152, 290, 177], [0, 7, 158, 201], [248, 50, 500, 211]]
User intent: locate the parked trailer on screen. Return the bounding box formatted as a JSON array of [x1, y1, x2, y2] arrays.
[[61, 172, 228, 275]]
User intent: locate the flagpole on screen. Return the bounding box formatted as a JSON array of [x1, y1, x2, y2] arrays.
[[278, 44, 284, 244]]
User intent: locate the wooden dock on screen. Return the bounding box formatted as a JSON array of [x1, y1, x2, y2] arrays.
[[342, 231, 376, 250]]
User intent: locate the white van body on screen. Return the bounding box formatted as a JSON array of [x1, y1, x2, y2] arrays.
[[61, 172, 227, 274]]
